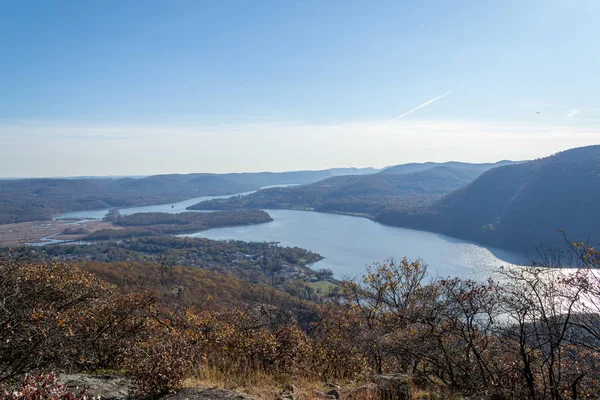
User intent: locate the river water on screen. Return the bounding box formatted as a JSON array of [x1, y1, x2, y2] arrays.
[[182, 210, 523, 281], [56, 190, 525, 281]]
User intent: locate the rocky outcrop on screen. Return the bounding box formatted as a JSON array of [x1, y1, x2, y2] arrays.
[[60, 373, 412, 400], [61, 374, 134, 400], [162, 387, 258, 400], [341, 375, 413, 400], [60, 374, 257, 400], [371, 374, 412, 400]]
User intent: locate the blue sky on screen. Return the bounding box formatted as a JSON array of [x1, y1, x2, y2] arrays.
[[1, 0, 599, 176]]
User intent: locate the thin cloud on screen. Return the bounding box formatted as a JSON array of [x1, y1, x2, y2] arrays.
[[386, 92, 451, 125], [1, 119, 599, 177], [566, 109, 579, 118]]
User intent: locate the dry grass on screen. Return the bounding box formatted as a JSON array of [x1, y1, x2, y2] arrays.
[[0, 219, 120, 246], [180, 368, 376, 400], [181, 369, 459, 400]]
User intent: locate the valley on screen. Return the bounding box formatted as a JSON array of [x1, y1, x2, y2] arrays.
[[1, 148, 597, 400], [48, 186, 524, 281], [186, 146, 600, 252], [4, 3, 599, 397], [0, 168, 377, 224], [5, 147, 597, 276], [188, 161, 515, 217]]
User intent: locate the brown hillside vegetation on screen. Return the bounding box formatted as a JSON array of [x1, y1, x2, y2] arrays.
[[1, 241, 600, 399], [19, 236, 327, 300], [79, 260, 311, 312]]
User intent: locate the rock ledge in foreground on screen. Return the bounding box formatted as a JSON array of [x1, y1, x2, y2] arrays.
[[61, 374, 257, 400]]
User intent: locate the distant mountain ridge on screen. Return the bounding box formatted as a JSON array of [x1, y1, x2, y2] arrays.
[[188, 164, 490, 216], [0, 168, 378, 224], [380, 160, 520, 175], [376, 145, 600, 251], [1, 167, 378, 181]]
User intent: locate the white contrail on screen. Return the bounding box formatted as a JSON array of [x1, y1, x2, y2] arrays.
[[386, 91, 451, 125], [566, 109, 579, 118]]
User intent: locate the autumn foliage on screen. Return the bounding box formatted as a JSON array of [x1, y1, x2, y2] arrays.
[[1, 242, 600, 399], [3, 373, 95, 400]]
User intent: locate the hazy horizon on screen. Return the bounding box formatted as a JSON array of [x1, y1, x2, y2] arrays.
[[1, 120, 597, 178], [2, 1, 599, 177]]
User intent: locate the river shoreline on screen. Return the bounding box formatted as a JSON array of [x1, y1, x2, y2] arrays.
[[40, 190, 527, 281]]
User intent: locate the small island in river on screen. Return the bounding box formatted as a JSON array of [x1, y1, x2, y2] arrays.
[[84, 209, 274, 240]]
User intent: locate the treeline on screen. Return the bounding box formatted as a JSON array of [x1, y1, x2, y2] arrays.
[[85, 210, 273, 239], [3, 240, 600, 398]]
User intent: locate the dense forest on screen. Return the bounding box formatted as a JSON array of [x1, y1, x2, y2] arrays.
[[83, 210, 273, 239], [376, 145, 600, 251], [0, 168, 376, 224], [189, 166, 488, 217]]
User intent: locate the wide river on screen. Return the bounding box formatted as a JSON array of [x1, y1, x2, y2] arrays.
[[57, 190, 525, 281]]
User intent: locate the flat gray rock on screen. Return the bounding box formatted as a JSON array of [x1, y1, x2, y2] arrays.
[[162, 387, 258, 400], [60, 374, 259, 400], [61, 374, 134, 400]]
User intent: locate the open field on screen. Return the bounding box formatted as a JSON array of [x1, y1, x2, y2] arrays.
[[0, 220, 120, 247], [307, 280, 337, 295]]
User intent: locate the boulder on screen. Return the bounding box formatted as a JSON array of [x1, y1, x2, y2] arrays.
[[162, 387, 258, 400], [371, 374, 412, 400], [342, 383, 379, 400], [311, 390, 336, 399]]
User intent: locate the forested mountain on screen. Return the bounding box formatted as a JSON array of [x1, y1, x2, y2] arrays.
[[218, 167, 378, 188], [376, 145, 600, 251], [0, 175, 249, 224], [380, 160, 519, 175], [189, 165, 486, 216], [0, 168, 377, 224]]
